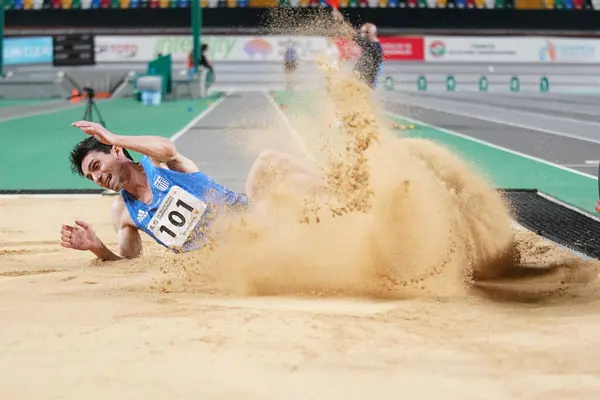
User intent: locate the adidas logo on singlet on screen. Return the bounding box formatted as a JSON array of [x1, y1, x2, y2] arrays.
[[153, 175, 170, 191], [137, 209, 148, 222]]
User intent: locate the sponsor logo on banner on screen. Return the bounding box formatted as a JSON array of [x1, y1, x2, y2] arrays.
[[3, 37, 53, 65], [538, 39, 598, 63], [94, 36, 154, 62], [424, 36, 541, 63], [94, 35, 338, 63], [379, 37, 424, 61], [243, 38, 273, 58], [153, 36, 238, 61], [428, 40, 446, 58], [96, 42, 140, 60]]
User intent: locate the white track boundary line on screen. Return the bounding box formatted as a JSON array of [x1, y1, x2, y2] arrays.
[[407, 91, 600, 129], [0, 193, 104, 200], [383, 109, 598, 181], [0, 98, 116, 123], [562, 164, 598, 168], [263, 90, 315, 161], [0, 93, 231, 199], [395, 96, 600, 146], [413, 91, 600, 118], [170, 90, 232, 142], [536, 190, 600, 222]]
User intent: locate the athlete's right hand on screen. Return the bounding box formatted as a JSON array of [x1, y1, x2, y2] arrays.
[[60, 220, 101, 252], [71, 121, 117, 146]]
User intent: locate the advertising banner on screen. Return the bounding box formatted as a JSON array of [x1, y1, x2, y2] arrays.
[[332, 36, 425, 62], [424, 36, 541, 63], [3, 37, 53, 66], [537, 38, 600, 63], [94, 35, 600, 64], [94, 35, 340, 63], [425, 36, 600, 63], [379, 37, 424, 61]]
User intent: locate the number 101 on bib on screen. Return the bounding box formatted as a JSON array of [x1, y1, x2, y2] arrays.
[[148, 186, 208, 249]]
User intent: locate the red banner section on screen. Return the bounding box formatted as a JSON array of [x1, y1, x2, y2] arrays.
[[332, 37, 362, 62], [333, 36, 425, 62], [379, 37, 424, 61]]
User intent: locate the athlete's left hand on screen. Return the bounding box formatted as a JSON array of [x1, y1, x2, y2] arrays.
[[72, 121, 118, 145]]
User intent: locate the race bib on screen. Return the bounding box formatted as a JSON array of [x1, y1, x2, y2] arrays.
[[147, 186, 207, 250]]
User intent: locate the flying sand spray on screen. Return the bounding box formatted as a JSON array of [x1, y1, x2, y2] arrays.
[[149, 8, 599, 301]]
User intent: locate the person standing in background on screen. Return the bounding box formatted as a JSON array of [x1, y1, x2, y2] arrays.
[[331, 8, 383, 89], [187, 45, 214, 88], [283, 43, 298, 91], [200, 44, 215, 89], [187, 50, 196, 81]]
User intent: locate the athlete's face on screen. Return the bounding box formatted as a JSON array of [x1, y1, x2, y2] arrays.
[[81, 147, 128, 191]]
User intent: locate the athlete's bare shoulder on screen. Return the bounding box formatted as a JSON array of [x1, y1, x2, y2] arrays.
[[110, 196, 135, 230]]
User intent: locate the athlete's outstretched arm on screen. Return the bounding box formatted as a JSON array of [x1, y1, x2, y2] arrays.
[[60, 220, 141, 262], [111, 133, 199, 173], [72, 121, 199, 173], [60, 198, 143, 262], [72, 121, 176, 161], [87, 231, 137, 261]]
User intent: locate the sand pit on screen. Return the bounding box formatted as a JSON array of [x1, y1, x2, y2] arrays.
[[2, 196, 600, 399]]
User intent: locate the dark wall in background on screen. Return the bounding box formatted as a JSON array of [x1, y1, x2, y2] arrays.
[[6, 8, 600, 33]]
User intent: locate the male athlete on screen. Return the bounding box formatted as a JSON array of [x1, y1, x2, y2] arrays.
[[331, 8, 383, 89], [60, 121, 321, 261]]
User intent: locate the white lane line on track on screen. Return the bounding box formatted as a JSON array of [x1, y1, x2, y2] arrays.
[[0, 194, 104, 199], [383, 109, 598, 181], [0, 99, 115, 123], [170, 90, 232, 142], [393, 96, 600, 146], [263, 89, 315, 161], [561, 164, 598, 168], [536, 190, 600, 222], [406, 92, 600, 130]]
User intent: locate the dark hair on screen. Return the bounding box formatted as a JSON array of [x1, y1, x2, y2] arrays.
[[69, 136, 133, 176]]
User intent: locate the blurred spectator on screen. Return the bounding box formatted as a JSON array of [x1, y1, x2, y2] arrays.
[[187, 44, 214, 86], [283, 43, 298, 90], [200, 43, 215, 88], [187, 50, 196, 80], [332, 8, 383, 89]]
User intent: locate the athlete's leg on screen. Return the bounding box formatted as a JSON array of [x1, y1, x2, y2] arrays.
[[245, 149, 325, 200]]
